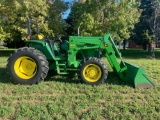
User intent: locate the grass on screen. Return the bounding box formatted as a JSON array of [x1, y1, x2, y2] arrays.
[[0, 49, 160, 120]]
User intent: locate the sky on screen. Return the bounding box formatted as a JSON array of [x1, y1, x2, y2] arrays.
[[62, 0, 72, 19], [64, 0, 72, 2]]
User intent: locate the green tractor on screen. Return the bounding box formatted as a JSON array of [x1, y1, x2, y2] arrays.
[[7, 18, 155, 88]]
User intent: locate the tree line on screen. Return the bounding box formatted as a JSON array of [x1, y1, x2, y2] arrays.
[[0, 0, 69, 48], [0, 0, 160, 50]]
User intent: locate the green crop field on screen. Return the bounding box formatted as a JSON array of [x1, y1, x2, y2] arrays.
[[0, 49, 160, 120]]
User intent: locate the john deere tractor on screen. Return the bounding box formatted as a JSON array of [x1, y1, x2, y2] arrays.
[[6, 18, 155, 88]]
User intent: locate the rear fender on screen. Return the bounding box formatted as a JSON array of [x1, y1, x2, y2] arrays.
[[25, 40, 54, 60]]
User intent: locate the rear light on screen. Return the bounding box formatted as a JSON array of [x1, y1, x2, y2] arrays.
[[27, 36, 31, 40]]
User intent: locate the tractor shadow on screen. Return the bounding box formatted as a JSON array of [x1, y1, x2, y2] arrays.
[[105, 71, 132, 87], [45, 69, 132, 87], [0, 68, 12, 84], [45, 69, 81, 84], [0, 67, 132, 88]]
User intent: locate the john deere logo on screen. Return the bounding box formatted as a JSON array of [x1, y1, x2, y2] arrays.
[[70, 44, 76, 47]]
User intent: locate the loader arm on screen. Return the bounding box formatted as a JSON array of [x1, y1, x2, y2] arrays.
[[103, 33, 127, 80]]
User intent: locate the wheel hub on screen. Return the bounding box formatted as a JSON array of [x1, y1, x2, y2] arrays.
[[87, 69, 96, 77], [83, 64, 102, 82], [26, 64, 32, 70], [14, 56, 37, 79]]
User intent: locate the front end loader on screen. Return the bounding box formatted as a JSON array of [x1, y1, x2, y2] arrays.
[[6, 18, 155, 88]]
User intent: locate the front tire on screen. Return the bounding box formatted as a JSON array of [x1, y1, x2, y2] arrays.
[[78, 57, 108, 85], [6, 47, 49, 85]]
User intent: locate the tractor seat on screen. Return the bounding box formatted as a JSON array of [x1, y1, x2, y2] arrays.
[[45, 40, 56, 56], [45, 40, 65, 59]]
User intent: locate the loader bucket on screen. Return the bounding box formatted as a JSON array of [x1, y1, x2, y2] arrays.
[[122, 61, 155, 88]]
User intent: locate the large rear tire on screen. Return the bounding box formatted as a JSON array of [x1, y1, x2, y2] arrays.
[[6, 47, 49, 85], [78, 57, 108, 85]]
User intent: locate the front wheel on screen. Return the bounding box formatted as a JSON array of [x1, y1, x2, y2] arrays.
[[6, 47, 49, 85], [78, 57, 108, 85]]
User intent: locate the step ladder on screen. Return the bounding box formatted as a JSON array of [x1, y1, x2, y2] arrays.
[[55, 61, 68, 74]]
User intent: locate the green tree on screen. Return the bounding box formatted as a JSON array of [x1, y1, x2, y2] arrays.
[[66, 0, 140, 42], [0, 0, 51, 47], [131, 0, 153, 49], [149, 0, 160, 43], [0, 0, 13, 41], [0, 0, 69, 48], [47, 0, 69, 38]]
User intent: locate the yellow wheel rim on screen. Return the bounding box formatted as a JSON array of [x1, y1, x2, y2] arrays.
[[14, 56, 37, 80], [83, 64, 102, 82]]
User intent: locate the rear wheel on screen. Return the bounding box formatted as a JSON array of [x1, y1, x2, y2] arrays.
[[7, 47, 49, 84], [78, 57, 108, 85]]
